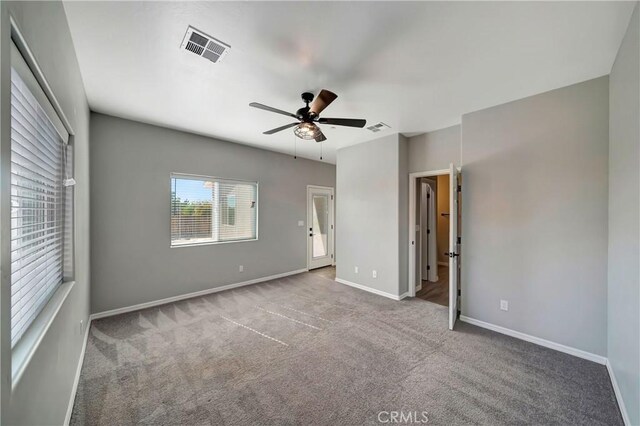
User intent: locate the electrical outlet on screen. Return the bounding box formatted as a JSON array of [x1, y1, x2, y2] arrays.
[[239, 265, 244, 272], [372, 270, 377, 279], [500, 300, 509, 311], [354, 266, 359, 274]]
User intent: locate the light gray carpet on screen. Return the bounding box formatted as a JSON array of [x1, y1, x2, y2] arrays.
[[71, 268, 622, 425]]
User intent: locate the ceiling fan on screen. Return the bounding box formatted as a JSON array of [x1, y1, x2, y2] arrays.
[[249, 90, 366, 142]]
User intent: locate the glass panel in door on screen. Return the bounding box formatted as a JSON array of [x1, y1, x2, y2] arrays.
[[312, 195, 329, 258]]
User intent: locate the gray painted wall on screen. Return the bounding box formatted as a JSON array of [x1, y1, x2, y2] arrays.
[[336, 134, 402, 296], [608, 3, 639, 423], [408, 125, 461, 173], [90, 113, 335, 313], [1, 1, 91, 424], [461, 76, 610, 356]]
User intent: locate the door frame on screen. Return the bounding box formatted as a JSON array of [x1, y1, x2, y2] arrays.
[[408, 168, 460, 298], [306, 185, 335, 270]]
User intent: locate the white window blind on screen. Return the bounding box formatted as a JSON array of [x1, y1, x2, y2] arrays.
[[10, 42, 69, 348], [171, 174, 257, 246]]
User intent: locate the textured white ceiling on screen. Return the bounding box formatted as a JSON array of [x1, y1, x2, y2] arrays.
[[63, 1, 635, 163]]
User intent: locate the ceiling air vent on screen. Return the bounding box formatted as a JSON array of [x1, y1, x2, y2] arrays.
[[366, 122, 391, 133], [181, 26, 230, 63]]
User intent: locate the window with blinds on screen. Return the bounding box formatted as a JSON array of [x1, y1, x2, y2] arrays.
[[10, 42, 70, 348], [171, 174, 257, 246]]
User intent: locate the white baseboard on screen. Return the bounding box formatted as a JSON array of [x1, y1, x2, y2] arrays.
[[459, 315, 607, 365], [606, 359, 631, 426], [335, 278, 404, 301], [64, 314, 92, 426], [90, 269, 308, 320]]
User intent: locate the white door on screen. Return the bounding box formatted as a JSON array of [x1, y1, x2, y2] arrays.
[[448, 164, 459, 330], [307, 186, 334, 270]]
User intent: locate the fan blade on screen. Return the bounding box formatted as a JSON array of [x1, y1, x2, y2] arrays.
[[250, 102, 298, 119], [318, 117, 366, 128], [315, 129, 327, 142], [263, 122, 300, 135], [309, 89, 337, 116]]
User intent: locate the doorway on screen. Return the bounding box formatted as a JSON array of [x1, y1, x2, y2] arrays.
[[415, 175, 449, 306], [409, 164, 461, 330], [307, 185, 334, 270]]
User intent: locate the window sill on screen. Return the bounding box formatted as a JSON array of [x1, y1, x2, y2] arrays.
[[11, 280, 75, 391], [170, 238, 258, 248]]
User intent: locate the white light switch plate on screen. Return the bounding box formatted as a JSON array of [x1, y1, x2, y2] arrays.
[[298, 220, 304, 227]]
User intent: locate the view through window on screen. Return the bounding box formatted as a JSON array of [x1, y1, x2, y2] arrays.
[[171, 175, 257, 246]]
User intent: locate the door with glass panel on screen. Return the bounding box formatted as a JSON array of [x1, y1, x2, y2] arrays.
[[307, 186, 334, 270]]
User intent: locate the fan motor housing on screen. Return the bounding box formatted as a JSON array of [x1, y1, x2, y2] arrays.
[[296, 106, 312, 122]]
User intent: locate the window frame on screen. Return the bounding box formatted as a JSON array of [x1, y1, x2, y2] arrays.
[[169, 173, 259, 248], [6, 20, 76, 390]]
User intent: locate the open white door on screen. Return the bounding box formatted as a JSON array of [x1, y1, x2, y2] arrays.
[[307, 186, 334, 270], [448, 163, 459, 330]]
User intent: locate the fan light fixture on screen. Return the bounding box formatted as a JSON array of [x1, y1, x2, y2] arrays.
[[294, 122, 320, 140]]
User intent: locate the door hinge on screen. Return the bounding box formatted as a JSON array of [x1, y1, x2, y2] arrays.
[[457, 310, 461, 318], [427, 229, 430, 234], [457, 185, 461, 193], [427, 193, 430, 198], [331, 254, 333, 259], [427, 265, 431, 271], [331, 195, 333, 200], [457, 289, 461, 296], [331, 225, 334, 230], [457, 237, 461, 244]]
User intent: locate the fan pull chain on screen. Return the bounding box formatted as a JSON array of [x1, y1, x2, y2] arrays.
[[320, 142, 323, 161], [294, 133, 297, 159]]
